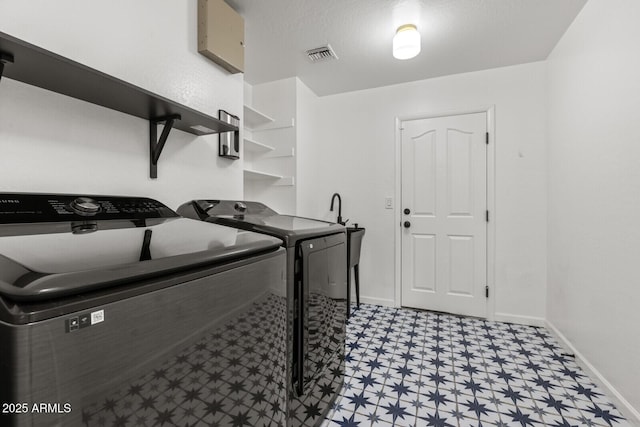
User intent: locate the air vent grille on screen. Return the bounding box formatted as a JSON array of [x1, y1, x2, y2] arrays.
[[306, 45, 338, 62]]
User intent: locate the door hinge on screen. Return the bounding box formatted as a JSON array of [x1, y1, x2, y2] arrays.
[[485, 285, 489, 298], [485, 132, 489, 145], [486, 210, 489, 222]]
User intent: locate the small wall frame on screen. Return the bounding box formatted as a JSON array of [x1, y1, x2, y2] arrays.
[[218, 110, 240, 159]]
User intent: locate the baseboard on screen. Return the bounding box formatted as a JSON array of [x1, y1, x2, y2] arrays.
[[357, 296, 395, 308], [546, 320, 640, 425], [355, 305, 547, 326], [493, 312, 546, 327]]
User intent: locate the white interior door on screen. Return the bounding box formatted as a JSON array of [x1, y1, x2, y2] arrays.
[[401, 113, 487, 317]]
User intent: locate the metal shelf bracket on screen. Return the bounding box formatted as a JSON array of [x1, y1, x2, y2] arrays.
[[150, 114, 181, 179], [0, 52, 14, 82]]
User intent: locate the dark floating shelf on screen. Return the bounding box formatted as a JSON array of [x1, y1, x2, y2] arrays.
[[0, 31, 238, 178]]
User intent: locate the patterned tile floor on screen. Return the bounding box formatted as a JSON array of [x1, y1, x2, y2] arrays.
[[79, 292, 344, 427], [324, 304, 630, 427], [81, 293, 290, 427]]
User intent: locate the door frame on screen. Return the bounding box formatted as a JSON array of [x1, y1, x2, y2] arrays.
[[394, 106, 496, 320]]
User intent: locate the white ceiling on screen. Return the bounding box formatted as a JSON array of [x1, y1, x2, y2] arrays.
[[226, 0, 587, 97]]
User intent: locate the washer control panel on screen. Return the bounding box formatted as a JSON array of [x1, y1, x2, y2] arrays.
[[0, 193, 177, 223], [69, 197, 102, 216]]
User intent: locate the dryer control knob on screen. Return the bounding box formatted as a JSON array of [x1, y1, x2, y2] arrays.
[[234, 202, 247, 213], [70, 197, 101, 216]]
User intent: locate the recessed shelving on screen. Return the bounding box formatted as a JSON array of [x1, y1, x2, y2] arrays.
[[248, 118, 296, 132], [243, 105, 275, 129], [243, 169, 294, 186], [274, 176, 295, 186], [244, 168, 282, 180], [243, 137, 275, 153], [243, 99, 296, 193], [243, 138, 294, 159], [263, 147, 295, 158]]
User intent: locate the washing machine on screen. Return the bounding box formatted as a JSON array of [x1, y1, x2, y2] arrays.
[[177, 200, 347, 427], [0, 193, 288, 427]]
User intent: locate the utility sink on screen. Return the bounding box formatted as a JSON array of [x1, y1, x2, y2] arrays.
[[346, 226, 365, 317], [347, 227, 365, 267]]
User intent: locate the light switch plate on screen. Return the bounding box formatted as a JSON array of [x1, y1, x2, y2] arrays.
[[385, 197, 393, 209]]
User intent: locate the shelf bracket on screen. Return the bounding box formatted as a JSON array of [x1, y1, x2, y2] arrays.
[[149, 114, 181, 179], [0, 52, 14, 82]]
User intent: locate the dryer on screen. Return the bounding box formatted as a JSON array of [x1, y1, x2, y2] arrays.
[[177, 200, 347, 427]]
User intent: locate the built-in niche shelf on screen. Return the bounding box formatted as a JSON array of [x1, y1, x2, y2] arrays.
[[243, 104, 296, 132], [243, 169, 294, 186], [244, 138, 295, 159], [247, 118, 296, 132], [243, 168, 281, 180], [243, 105, 274, 129], [264, 147, 294, 158], [0, 31, 237, 178], [243, 137, 275, 153], [242, 102, 295, 191]]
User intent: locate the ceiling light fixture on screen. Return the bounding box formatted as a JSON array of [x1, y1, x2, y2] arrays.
[[393, 24, 421, 60]]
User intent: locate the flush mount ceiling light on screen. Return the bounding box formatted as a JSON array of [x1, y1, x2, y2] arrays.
[[393, 24, 421, 60]]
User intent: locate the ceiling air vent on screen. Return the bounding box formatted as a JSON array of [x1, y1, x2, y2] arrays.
[[306, 45, 338, 63]]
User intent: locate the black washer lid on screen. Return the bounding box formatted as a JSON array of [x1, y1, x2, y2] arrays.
[[0, 194, 282, 302], [178, 200, 345, 247]]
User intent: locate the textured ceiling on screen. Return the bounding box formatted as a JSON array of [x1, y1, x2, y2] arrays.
[[226, 0, 586, 96]]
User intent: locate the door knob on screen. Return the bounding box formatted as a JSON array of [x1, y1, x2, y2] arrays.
[[403, 221, 411, 228], [404, 208, 410, 215]]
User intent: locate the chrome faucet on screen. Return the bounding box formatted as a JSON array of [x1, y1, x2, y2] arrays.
[[330, 193, 347, 225]]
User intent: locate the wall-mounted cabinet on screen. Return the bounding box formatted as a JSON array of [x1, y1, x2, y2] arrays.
[[197, 0, 244, 74]]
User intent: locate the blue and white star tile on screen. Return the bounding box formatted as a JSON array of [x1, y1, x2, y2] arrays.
[[352, 372, 385, 393], [380, 380, 419, 405], [325, 304, 630, 427], [338, 388, 378, 415], [423, 392, 458, 417], [457, 395, 500, 422], [373, 396, 417, 427]]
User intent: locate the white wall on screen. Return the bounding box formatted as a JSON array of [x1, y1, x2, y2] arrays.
[[296, 78, 320, 215], [547, 0, 640, 417], [244, 78, 298, 214], [0, 0, 244, 209], [297, 62, 548, 322]]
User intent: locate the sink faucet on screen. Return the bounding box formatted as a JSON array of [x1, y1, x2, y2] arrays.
[[330, 193, 347, 225]]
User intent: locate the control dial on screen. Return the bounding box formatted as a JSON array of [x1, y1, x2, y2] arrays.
[[70, 197, 101, 216], [71, 222, 99, 234], [234, 202, 247, 213]]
